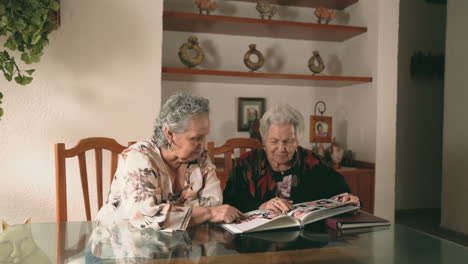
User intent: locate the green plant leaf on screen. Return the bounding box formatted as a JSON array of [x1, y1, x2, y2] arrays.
[[15, 18, 26, 31], [0, 4, 5, 16], [5, 61, 13, 74], [21, 33, 31, 44], [21, 52, 32, 64], [15, 75, 33, 85], [25, 69, 35, 75], [30, 52, 43, 63], [0, 16, 8, 28], [0, 0, 60, 120], [0, 107, 4, 118], [49, 1, 60, 11], [0, 91, 3, 99], [31, 15, 41, 26], [11, 1, 21, 11], [4, 37, 17, 50], [4, 72, 12, 81], [31, 33, 42, 45]]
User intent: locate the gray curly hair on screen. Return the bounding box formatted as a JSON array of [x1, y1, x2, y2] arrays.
[[259, 104, 305, 143], [153, 94, 210, 147]]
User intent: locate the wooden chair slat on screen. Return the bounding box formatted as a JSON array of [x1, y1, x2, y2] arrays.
[[206, 138, 263, 190], [77, 152, 91, 221], [95, 148, 103, 210], [55, 137, 132, 222]]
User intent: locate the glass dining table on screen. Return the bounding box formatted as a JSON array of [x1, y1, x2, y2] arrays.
[[2, 220, 468, 264]]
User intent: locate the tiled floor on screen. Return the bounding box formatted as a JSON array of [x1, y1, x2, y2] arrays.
[[395, 208, 468, 247]]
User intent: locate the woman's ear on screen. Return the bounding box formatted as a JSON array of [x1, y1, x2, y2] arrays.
[[163, 126, 174, 144]]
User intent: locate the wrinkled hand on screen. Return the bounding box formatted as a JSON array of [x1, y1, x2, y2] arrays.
[[259, 197, 293, 213], [337, 193, 360, 207], [209, 205, 245, 223]]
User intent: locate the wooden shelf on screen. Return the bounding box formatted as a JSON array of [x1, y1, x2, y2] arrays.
[[163, 11, 367, 42], [225, 0, 359, 10], [162, 67, 372, 87]]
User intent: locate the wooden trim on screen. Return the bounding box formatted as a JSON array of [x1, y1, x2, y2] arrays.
[[310, 115, 333, 143], [55, 143, 68, 222], [95, 148, 103, 210], [337, 161, 375, 213], [207, 138, 263, 190], [110, 152, 119, 184], [237, 97, 265, 132], [162, 67, 372, 87], [133, 245, 368, 264], [64, 137, 127, 157], [353, 160, 375, 169], [55, 137, 132, 223], [78, 153, 91, 221], [163, 11, 367, 42], [225, 0, 359, 10]]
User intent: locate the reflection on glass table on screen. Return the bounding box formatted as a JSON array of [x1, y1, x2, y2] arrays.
[[2, 220, 468, 264]]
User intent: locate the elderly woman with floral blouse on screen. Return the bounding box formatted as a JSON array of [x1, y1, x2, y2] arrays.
[[223, 104, 360, 213], [96, 94, 243, 231]]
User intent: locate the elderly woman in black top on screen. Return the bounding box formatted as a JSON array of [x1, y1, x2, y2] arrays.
[[223, 104, 359, 213]]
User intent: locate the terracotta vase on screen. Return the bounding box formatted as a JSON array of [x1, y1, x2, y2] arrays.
[[195, 0, 218, 15], [314, 7, 336, 24]]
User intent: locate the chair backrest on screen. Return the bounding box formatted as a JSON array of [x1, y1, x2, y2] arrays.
[[207, 138, 263, 190], [55, 137, 135, 222]]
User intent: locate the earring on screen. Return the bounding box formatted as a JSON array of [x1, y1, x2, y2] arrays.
[[168, 142, 174, 152]]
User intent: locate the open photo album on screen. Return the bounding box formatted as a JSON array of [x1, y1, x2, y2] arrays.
[[221, 194, 360, 234]]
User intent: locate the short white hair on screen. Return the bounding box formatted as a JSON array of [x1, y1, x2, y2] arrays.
[[259, 104, 304, 143]]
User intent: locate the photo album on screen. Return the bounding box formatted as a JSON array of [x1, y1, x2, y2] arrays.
[[221, 194, 360, 234]]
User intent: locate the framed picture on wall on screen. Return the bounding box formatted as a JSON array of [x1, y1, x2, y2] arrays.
[[238, 97, 265, 132], [310, 115, 332, 143]]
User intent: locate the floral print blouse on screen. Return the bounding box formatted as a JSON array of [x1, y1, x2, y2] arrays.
[[96, 139, 222, 231], [223, 146, 351, 213]]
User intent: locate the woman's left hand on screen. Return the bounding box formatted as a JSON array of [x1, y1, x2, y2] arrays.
[[340, 193, 360, 207]]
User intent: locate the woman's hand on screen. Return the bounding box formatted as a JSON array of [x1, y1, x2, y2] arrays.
[[342, 194, 360, 206], [209, 205, 245, 223], [259, 197, 293, 213]]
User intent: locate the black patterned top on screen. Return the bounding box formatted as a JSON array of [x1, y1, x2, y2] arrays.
[[223, 146, 351, 212]]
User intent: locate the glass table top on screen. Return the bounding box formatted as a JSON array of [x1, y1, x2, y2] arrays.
[[1, 221, 468, 264]]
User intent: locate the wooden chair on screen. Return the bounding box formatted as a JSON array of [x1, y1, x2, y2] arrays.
[[55, 137, 135, 222], [207, 138, 263, 190]]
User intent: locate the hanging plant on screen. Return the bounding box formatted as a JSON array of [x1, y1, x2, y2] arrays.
[[0, 0, 60, 119]]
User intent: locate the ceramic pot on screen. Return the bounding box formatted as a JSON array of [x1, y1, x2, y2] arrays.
[[244, 44, 265, 72], [178, 36, 205, 69]]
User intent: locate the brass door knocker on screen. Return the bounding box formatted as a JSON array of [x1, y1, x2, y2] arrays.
[[308, 51, 325, 74], [178, 36, 205, 69], [244, 44, 265, 72]]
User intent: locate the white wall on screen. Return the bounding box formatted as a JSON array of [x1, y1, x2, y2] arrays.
[[441, 0, 468, 235], [395, 0, 445, 210], [372, 0, 399, 221], [0, 0, 400, 223], [163, 0, 398, 220], [0, 0, 163, 223], [163, 0, 375, 159]]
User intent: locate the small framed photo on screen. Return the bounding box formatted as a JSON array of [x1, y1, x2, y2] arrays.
[[238, 97, 265, 131], [310, 116, 332, 143]]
